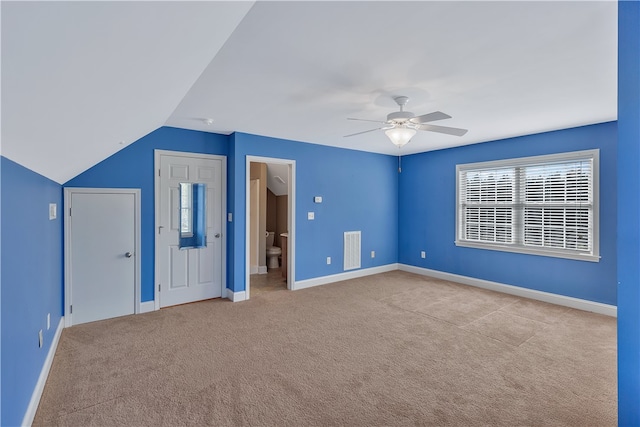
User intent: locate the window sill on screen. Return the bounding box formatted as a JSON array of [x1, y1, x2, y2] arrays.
[[455, 240, 600, 262]]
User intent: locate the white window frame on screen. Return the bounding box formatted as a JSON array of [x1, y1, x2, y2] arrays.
[[179, 182, 194, 237], [455, 149, 600, 262]]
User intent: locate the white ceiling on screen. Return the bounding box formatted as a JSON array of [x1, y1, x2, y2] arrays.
[[266, 163, 289, 197], [2, 1, 617, 184], [1, 1, 254, 183]]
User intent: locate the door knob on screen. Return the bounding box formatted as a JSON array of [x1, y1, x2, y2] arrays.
[[214, 233, 221, 238], [125, 252, 133, 258]]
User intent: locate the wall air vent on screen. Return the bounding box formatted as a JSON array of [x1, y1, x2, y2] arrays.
[[344, 231, 361, 271]]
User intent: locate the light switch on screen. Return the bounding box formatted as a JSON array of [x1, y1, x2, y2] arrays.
[[49, 203, 57, 220], [314, 196, 323, 203], [228, 213, 233, 222], [308, 212, 315, 220]]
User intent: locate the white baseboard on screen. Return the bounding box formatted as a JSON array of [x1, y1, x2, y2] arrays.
[[250, 265, 268, 275], [226, 288, 247, 302], [293, 263, 399, 291], [399, 264, 617, 317], [22, 316, 64, 427], [139, 301, 155, 313]]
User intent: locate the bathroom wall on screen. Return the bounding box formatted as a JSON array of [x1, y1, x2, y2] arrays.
[[266, 187, 287, 249], [275, 195, 288, 248], [249, 162, 267, 268], [266, 189, 277, 234], [249, 179, 260, 271]]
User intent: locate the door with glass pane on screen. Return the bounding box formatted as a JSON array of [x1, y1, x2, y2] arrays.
[[156, 151, 225, 308]]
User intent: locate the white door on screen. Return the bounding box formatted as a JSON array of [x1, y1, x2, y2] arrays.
[[67, 190, 139, 325], [157, 152, 224, 308]]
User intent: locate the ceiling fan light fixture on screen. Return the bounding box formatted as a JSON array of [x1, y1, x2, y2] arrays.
[[385, 126, 416, 148], [345, 95, 467, 144]]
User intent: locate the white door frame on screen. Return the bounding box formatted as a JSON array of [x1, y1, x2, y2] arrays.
[[64, 188, 141, 327], [154, 149, 227, 310], [249, 178, 261, 274], [245, 156, 296, 299]]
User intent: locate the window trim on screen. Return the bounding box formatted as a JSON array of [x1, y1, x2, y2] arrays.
[[179, 182, 194, 238], [455, 149, 600, 262]]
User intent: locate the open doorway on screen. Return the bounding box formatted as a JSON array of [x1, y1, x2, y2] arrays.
[[245, 156, 295, 299]]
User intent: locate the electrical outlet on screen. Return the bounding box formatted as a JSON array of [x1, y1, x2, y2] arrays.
[[326, 257, 331, 265], [371, 250, 376, 258], [308, 212, 315, 220], [47, 313, 51, 330], [421, 251, 426, 259], [38, 330, 43, 348]]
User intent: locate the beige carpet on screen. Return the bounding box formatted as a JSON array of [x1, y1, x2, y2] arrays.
[[34, 271, 617, 426]]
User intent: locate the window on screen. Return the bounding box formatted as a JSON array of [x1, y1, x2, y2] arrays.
[[456, 150, 599, 262], [179, 182, 207, 249], [180, 182, 193, 236]]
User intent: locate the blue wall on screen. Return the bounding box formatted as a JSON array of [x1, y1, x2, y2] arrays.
[[1, 156, 3, 427], [228, 132, 399, 292], [66, 128, 399, 299], [617, 1, 640, 424], [64, 123, 617, 304], [398, 122, 617, 305], [1, 157, 63, 427], [65, 127, 229, 302], [3, 2, 638, 421]]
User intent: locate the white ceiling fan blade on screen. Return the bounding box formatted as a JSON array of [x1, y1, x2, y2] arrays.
[[344, 127, 385, 137], [347, 117, 388, 124], [419, 124, 468, 136], [411, 111, 452, 124]]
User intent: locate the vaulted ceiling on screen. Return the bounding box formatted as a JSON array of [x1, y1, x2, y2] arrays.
[[1, 1, 617, 184]]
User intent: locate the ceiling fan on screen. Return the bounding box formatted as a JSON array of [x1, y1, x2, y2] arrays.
[[345, 96, 468, 148]]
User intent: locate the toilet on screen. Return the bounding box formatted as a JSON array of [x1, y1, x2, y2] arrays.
[[266, 231, 282, 269]]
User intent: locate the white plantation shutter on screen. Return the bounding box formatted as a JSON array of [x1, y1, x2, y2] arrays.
[[520, 160, 592, 251], [456, 150, 599, 262], [459, 168, 515, 244]]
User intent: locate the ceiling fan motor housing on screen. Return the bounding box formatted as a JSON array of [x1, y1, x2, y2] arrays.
[[344, 94, 467, 139], [387, 111, 414, 123]]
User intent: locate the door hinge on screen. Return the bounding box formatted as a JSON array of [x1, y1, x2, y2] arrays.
[[158, 169, 161, 177], [69, 208, 72, 217], [158, 284, 161, 292], [70, 305, 73, 314]]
